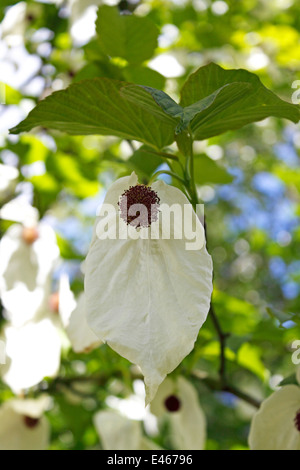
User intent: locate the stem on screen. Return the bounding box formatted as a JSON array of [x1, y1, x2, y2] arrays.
[[39, 371, 261, 409], [191, 373, 261, 409], [183, 130, 198, 208], [149, 150, 179, 162], [223, 384, 261, 409], [209, 304, 229, 386], [148, 170, 186, 186], [188, 159, 260, 409]]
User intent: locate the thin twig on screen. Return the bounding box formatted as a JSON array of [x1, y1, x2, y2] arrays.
[[191, 373, 261, 409], [209, 304, 230, 386]]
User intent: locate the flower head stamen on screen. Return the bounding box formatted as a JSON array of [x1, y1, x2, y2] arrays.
[[22, 227, 39, 245], [118, 184, 160, 228], [23, 416, 40, 429], [294, 410, 300, 432], [49, 292, 60, 314], [164, 394, 181, 412]]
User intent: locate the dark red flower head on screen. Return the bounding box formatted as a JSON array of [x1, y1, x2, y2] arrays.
[[119, 185, 160, 228]]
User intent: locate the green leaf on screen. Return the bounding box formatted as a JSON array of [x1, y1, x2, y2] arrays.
[[95, 5, 159, 64], [56, 234, 83, 261], [194, 154, 234, 184], [212, 290, 260, 336], [122, 66, 166, 90], [274, 165, 300, 192], [74, 61, 123, 82], [265, 306, 300, 326], [47, 152, 100, 198], [30, 173, 59, 194], [279, 374, 299, 387], [126, 145, 163, 181], [9, 78, 176, 150], [180, 63, 300, 140], [140, 86, 183, 118], [181, 82, 252, 136], [120, 84, 179, 125], [75, 62, 165, 89], [175, 131, 192, 157], [3, 85, 22, 105], [122, 82, 252, 134], [237, 343, 268, 381]]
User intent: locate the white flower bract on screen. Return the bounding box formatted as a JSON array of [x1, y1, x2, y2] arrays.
[[85, 173, 213, 404], [94, 410, 142, 450], [248, 384, 300, 450], [150, 376, 207, 450], [0, 396, 50, 450], [66, 292, 101, 353], [0, 223, 59, 326], [0, 164, 19, 200], [94, 409, 160, 450], [0, 318, 61, 393]]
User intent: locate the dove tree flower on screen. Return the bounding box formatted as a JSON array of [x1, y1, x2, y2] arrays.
[[0, 163, 19, 201], [56, 274, 101, 353], [0, 199, 39, 225], [249, 372, 300, 450], [0, 317, 61, 393], [150, 376, 207, 450], [0, 340, 5, 365], [54, 273, 77, 324], [0, 396, 51, 450], [65, 292, 101, 353], [0, 221, 60, 327], [94, 410, 161, 451], [85, 172, 213, 404], [106, 379, 159, 436]]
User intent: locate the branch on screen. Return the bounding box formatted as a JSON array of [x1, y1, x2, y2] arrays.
[[191, 372, 261, 409], [209, 304, 230, 387]]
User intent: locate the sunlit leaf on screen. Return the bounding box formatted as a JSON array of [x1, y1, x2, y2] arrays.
[[9, 78, 176, 149], [96, 5, 159, 64], [237, 343, 268, 381], [138, 83, 252, 134], [194, 154, 234, 185], [265, 306, 300, 326], [180, 63, 300, 140], [126, 145, 163, 181]]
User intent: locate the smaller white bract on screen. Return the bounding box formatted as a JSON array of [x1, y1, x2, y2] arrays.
[[0, 222, 59, 326], [150, 376, 207, 450], [0, 164, 19, 200], [0, 396, 50, 450], [85, 172, 213, 404], [0, 340, 5, 365], [249, 371, 300, 450], [94, 410, 161, 450], [57, 275, 101, 353], [65, 291, 102, 353]]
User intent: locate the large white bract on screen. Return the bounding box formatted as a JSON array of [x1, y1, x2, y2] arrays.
[[85, 172, 213, 404], [94, 410, 161, 450], [249, 384, 300, 450], [94, 410, 142, 450], [0, 317, 61, 393], [0, 396, 50, 450], [0, 164, 19, 200], [0, 222, 59, 326], [150, 376, 207, 450]]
